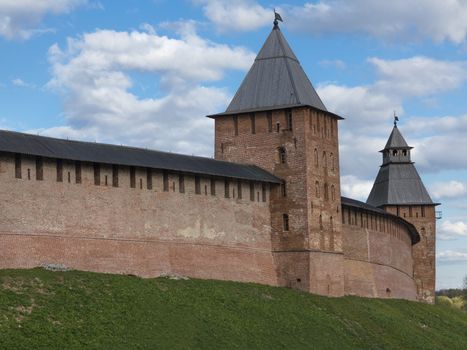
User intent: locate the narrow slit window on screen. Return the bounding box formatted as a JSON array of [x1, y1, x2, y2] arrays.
[[147, 168, 153, 190], [324, 183, 329, 201], [279, 147, 286, 164], [130, 167, 136, 188], [205, 185, 208, 195], [322, 151, 327, 169], [267, 112, 272, 132], [57, 159, 63, 182], [68, 172, 72, 184], [15, 154, 22, 179], [195, 176, 201, 194], [286, 109, 293, 130], [283, 214, 289, 231], [93, 163, 100, 186], [27, 168, 31, 180], [210, 178, 216, 196], [224, 180, 230, 198], [421, 206, 425, 217], [35, 157, 43, 181], [179, 174, 185, 193], [281, 182, 287, 197], [75, 161, 82, 184], [112, 165, 119, 187], [250, 113, 256, 134], [140, 178, 143, 189], [233, 115, 239, 136], [250, 182, 255, 201], [314, 149, 318, 167], [163, 171, 169, 192], [276, 122, 280, 132], [237, 181, 242, 199], [104, 175, 108, 186]]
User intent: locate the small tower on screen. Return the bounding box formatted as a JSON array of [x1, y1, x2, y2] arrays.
[[367, 120, 439, 303], [208, 18, 344, 296]]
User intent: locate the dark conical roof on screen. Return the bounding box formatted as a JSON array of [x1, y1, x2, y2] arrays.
[[367, 125, 435, 207], [383, 126, 410, 150], [211, 25, 328, 116]]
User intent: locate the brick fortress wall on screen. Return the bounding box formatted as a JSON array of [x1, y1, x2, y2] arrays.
[[0, 152, 278, 285]]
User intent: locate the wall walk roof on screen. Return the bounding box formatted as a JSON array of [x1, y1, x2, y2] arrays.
[[341, 196, 420, 244], [383, 126, 411, 150], [367, 126, 435, 207], [0, 130, 282, 184], [209, 24, 334, 118]]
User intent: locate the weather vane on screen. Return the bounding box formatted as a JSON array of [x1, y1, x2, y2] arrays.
[[274, 9, 283, 28], [393, 111, 399, 127]]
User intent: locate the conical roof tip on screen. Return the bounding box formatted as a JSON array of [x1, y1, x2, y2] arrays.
[[383, 126, 410, 150], [224, 25, 327, 114]]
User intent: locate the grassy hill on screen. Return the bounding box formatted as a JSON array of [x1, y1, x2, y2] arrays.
[[1, 269, 466, 350]]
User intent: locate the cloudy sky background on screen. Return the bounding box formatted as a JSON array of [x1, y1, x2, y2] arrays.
[[1, 0, 466, 289]]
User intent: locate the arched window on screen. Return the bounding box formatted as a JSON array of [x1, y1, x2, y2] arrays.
[[314, 148, 318, 167], [331, 185, 335, 201], [392, 150, 398, 156], [330, 216, 333, 231], [315, 181, 320, 198], [324, 183, 329, 201], [278, 147, 286, 164], [322, 151, 327, 169], [319, 214, 323, 230], [283, 214, 289, 231], [330, 153, 334, 171], [402, 150, 407, 156]]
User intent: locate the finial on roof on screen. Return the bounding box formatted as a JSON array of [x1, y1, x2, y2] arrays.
[[393, 110, 399, 127], [273, 9, 283, 28]]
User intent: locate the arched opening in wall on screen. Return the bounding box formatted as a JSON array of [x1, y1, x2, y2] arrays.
[[15, 154, 22, 179], [283, 214, 289, 231], [314, 148, 318, 167], [237, 181, 242, 199], [27, 168, 31, 180], [319, 214, 323, 230], [392, 150, 398, 156], [179, 175, 185, 193], [56, 159, 63, 182], [322, 151, 327, 169], [276, 122, 280, 132], [386, 288, 392, 298], [140, 178, 143, 190], [278, 147, 287, 164], [402, 150, 407, 156], [315, 181, 320, 198], [324, 183, 329, 201]]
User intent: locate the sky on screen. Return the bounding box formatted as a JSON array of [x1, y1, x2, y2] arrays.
[[1, 0, 466, 290]]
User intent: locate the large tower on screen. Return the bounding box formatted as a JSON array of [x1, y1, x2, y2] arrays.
[[367, 122, 438, 303], [208, 20, 345, 296]]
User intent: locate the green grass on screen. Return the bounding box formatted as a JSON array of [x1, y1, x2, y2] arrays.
[[1, 269, 466, 350]]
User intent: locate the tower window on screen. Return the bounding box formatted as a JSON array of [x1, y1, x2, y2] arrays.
[[314, 149, 318, 167], [283, 214, 289, 231], [27, 168, 31, 180], [68, 172, 71, 184], [15, 154, 22, 179], [330, 153, 335, 171], [402, 150, 407, 156], [140, 178, 143, 189], [104, 175, 108, 186], [94, 163, 100, 186], [56, 159, 63, 182], [163, 171, 169, 192], [281, 182, 287, 197], [233, 115, 238, 136], [279, 147, 286, 164], [36, 157, 43, 181], [286, 109, 293, 130], [421, 206, 425, 217], [267, 112, 272, 132], [112, 165, 119, 187], [319, 214, 323, 230], [276, 122, 280, 132], [392, 150, 398, 156], [324, 183, 329, 201], [130, 167, 136, 188], [179, 174, 185, 193], [322, 151, 327, 169], [75, 161, 82, 184], [250, 113, 256, 134], [195, 176, 201, 194]]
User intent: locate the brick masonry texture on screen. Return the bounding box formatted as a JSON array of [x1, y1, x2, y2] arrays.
[[0, 105, 434, 301]]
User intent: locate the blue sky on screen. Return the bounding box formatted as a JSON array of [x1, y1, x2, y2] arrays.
[[1, 0, 466, 289]]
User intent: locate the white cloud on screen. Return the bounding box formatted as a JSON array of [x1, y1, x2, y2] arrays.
[[438, 220, 467, 241], [319, 59, 346, 70], [42, 27, 255, 156], [438, 250, 467, 263], [285, 0, 467, 44], [0, 0, 86, 40], [340, 175, 374, 201], [194, 0, 271, 32], [431, 181, 467, 199], [11, 78, 35, 88]]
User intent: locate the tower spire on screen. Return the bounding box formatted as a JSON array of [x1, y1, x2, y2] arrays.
[[393, 111, 399, 127], [273, 9, 283, 29]]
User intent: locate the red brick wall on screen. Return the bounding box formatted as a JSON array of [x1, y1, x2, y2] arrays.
[[0, 152, 278, 285]]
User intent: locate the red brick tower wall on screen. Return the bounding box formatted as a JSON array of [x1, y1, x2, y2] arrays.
[[384, 205, 436, 303], [214, 107, 344, 296]]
